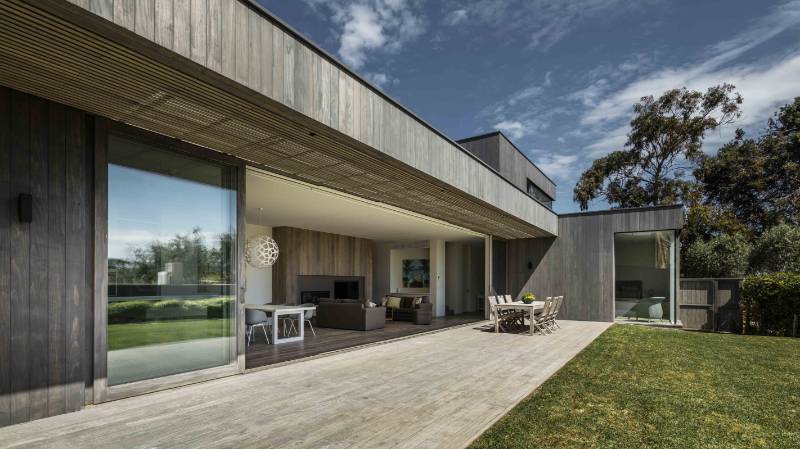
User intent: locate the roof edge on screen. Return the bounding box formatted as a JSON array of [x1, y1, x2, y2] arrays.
[[558, 204, 685, 219], [457, 131, 558, 188], [240, 0, 550, 213]]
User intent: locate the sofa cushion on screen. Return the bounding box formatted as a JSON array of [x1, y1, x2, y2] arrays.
[[386, 296, 401, 309]]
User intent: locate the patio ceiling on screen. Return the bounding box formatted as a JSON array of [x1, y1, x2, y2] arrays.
[[0, 0, 556, 239]]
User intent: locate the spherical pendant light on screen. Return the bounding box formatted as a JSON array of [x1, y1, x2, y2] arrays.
[[246, 207, 279, 268], [246, 234, 279, 268]]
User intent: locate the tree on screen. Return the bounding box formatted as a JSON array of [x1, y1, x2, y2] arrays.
[[682, 233, 751, 278], [574, 84, 742, 210], [695, 97, 800, 235], [749, 224, 800, 274]]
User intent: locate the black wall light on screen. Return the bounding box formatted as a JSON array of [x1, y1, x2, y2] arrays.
[[527, 261, 533, 270], [18, 193, 32, 223]]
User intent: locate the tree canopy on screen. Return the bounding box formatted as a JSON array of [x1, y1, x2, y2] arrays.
[[694, 98, 800, 235], [574, 84, 742, 210]]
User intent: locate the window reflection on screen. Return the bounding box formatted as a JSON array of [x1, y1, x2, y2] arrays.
[[614, 230, 676, 324], [107, 134, 237, 385]]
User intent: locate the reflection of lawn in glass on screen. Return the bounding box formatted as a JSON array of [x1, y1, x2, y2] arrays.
[[108, 318, 234, 351]]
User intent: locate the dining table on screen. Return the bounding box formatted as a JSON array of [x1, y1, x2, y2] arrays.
[[244, 303, 316, 344], [493, 300, 545, 336]]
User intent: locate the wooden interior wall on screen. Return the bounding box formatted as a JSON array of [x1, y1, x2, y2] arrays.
[[272, 227, 372, 305], [0, 86, 92, 427], [507, 206, 684, 322]]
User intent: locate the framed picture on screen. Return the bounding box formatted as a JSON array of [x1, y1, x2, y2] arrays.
[[402, 259, 430, 288]]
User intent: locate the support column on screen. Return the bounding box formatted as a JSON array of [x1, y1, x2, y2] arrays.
[[430, 239, 446, 317], [484, 236, 492, 320]]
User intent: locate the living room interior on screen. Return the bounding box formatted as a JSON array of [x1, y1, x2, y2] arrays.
[[244, 168, 486, 369]]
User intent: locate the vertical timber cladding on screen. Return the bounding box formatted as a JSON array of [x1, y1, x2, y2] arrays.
[[507, 206, 684, 323], [271, 227, 373, 305], [0, 87, 93, 427]]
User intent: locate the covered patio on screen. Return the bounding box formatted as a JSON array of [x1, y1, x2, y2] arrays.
[[0, 320, 609, 449]]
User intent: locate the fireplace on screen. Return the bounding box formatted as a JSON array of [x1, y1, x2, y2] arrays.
[[300, 290, 330, 305]]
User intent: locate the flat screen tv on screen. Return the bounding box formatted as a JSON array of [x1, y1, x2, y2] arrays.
[[334, 280, 359, 299]]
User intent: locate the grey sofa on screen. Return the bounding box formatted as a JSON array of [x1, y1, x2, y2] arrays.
[[384, 295, 432, 325], [315, 299, 386, 331]]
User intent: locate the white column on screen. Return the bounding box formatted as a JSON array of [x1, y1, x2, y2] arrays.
[[430, 239, 446, 317], [484, 235, 492, 320]]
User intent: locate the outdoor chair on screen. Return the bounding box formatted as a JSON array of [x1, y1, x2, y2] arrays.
[[245, 309, 273, 345], [533, 298, 554, 335], [488, 296, 510, 332], [544, 296, 560, 332], [504, 294, 525, 326], [551, 296, 564, 329]]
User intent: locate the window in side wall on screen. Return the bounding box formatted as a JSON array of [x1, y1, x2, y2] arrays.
[[526, 179, 553, 209]]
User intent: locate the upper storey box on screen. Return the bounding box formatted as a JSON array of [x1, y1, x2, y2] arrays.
[[458, 132, 557, 209]]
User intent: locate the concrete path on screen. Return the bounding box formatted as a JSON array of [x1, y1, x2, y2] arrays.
[[0, 320, 611, 449]]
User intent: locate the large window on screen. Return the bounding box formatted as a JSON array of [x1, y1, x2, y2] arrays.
[[526, 179, 553, 209], [614, 230, 676, 324], [107, 133, 238, 385]]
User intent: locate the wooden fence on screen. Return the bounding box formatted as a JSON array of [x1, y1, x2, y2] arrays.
[[679, 278, 743, 332]]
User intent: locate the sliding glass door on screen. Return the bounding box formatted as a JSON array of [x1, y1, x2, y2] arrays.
[[107, 132, 238, 386]]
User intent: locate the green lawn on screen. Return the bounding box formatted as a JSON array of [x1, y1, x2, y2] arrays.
[[470, 325, 800, 449], [108, 319, 234, 351]]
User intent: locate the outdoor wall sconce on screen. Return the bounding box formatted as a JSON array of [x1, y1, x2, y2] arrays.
[[527, 261, 533, 270], [18, 193, 32, 223]]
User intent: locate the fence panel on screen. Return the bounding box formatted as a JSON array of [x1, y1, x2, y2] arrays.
[[679, 278, 743, 332]]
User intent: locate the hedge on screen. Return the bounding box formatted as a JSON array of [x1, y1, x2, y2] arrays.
[[108, 296, 235, 324], [741, 272, 800, 336]]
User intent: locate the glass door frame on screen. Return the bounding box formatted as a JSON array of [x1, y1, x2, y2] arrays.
[[92, 118, 246, 403], [612, 229, 679, 325]]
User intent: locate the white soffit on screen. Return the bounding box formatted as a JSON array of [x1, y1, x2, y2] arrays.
[[246, 168, 484, 243]]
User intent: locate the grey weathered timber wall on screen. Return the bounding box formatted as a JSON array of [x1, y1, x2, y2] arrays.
[[680, 278, 743, 332], [458, 132, 556, 201], [497, 133, 556, 201], [507, 206, 684, 322], [59, 0, 556, 236], [0, 86, 93, 426]]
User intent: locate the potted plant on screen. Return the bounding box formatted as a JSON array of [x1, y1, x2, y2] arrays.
[[522, 292, 536, 304]]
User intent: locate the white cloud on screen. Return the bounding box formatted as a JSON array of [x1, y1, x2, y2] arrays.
[[307, 0, 425, 69], [581, 1, 800, 126], [339, 4, 386, 69], [583, 124, 629, 156], [533, 153, 579, 180], [446, 0, 656, 50], [493, 120, 527, 139], [444, 8, 468, 26], [364, 71, 398, 88]]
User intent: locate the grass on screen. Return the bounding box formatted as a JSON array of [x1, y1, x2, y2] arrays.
[[108, 318, 234, 351], [470, 325, 800, 449]]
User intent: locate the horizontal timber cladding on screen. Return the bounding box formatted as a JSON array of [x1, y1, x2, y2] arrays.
[[271, 227, 373, 306], [507, 206, 684, 323], [0, 87, 93, 427], [0, 0, 557, 239]]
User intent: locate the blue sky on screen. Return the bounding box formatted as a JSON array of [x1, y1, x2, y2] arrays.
[[256, 0, 800, 213]]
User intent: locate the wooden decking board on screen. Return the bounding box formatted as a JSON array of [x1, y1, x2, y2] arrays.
[[0, 320, 610, 449], [245, 313, 483, 369]]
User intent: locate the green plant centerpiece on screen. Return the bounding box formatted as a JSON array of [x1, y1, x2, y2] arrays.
[[522, 292, 536, 304]]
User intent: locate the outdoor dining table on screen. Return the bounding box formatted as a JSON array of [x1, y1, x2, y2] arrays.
[[493, 300, 545, 336], [244, 303, 316, 344]]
